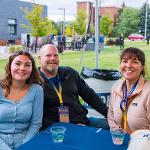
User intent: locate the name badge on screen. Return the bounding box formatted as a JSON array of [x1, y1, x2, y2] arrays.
[[58, 106, 70, 123]]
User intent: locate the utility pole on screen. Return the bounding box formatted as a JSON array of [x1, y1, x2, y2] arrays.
[[95, 0, 100, 69], [59, 8, 65, 35], [145, 0, 148, 38]]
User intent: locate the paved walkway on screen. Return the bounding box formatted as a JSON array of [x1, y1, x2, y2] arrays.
[[0, 46, 10, 59], [0, 46, 38, 59]]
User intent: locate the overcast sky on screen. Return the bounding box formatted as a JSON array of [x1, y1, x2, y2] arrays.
[[21, 0, 149, 21]]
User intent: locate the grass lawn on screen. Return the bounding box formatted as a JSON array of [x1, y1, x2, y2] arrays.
[[0, 40, 150, 78]]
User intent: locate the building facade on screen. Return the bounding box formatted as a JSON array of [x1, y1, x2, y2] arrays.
[[77, 1, 119, 33], [0, 0, 47, 45]]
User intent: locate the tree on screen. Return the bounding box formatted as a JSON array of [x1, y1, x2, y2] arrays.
[[100, 16, 113, 37], [115, 7, 140, 37], [139, 2, 150, 36], [90, 25, 95, 34], [52, 22, 61, 35], [43, 18, 56, 36], [115, 1, 126, 26], [112, 2, 126, 37], [21, 4, 53, 47], [65, 24, 73, 37], [73, 9, 87, 35], [119, 1, 126, 13]]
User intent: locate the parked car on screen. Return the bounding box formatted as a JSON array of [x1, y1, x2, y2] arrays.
[[128, 34, 144, 41]]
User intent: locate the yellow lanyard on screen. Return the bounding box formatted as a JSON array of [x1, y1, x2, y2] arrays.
[[49, 75, 63, 105], [123, 111, 127, 129], [120, 80, 138, 129]]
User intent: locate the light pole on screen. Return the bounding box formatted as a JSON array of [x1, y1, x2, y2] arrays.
[[59, 8, 65, 35], [95, 0, 100, 69], [145, 0, 148, 39]]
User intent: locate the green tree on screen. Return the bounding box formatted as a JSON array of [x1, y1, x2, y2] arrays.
[[100, 16, 113, 37], [116, 7, 140, 37], [119, 1, 126, 14], [43, 18, 56, 36], [65, 24, 73, 37], [73, 9, 87, 35], [112, 2, 126, 37], [52, 22, 60, 35], [115, 1, 126, 27], [139, 3, 150, 36], [22, 4, 53, 47], [90, 25, 95, 34]]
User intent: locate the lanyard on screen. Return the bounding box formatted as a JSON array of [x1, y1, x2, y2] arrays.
[[49, 75, 63, 105], [120, 80, 138, 129]]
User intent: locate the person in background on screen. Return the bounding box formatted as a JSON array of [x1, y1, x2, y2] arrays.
[[0, 50, 44, 150], [146, 34, 150, 45], [99, 34, 105, 50], [81, 36, 85, 48], [108, 47, 150, 134], [119, 34, 124, 50], [49, 34, 54, 44], [57, 33, 63, 53], [38, 44, 109, 130], [71, 36, 75, 50], [62, 35, 66, 50]]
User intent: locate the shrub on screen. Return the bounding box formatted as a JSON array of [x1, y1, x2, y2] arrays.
[[9, 45, 26, 53], [106, 39, 115, 45], [9, 46, 16, 53], [106, 38, 120, 46], [114, 39, 120, 45]]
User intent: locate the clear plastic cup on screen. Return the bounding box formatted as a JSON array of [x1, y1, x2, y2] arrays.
[[110, 128, 125, 145], [50, 126, 66, 143]]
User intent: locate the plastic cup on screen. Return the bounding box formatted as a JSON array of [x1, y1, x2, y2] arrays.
[[110, 128, 125, 145], [50, 126, 66, 143]]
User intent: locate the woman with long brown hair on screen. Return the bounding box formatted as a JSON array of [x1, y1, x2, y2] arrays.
[[0, 50, 43, 150]]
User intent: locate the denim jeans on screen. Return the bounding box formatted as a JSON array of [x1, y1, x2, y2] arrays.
[[0, 131, 26, 150], [88, 117, 110, 130]]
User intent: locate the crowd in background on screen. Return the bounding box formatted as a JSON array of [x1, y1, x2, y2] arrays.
[[24, 33, 105, 53]]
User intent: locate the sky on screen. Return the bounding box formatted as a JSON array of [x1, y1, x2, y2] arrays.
[[21, 0, 149, 21]]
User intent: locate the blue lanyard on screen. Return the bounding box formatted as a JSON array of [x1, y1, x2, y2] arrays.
[[120, 80, 138, 112]]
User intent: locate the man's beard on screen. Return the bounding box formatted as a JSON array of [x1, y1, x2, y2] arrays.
[[46, 66, 58, 76]]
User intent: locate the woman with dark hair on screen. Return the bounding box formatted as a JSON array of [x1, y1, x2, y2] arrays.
[[0, 50, 44, 150], [108, 47, 150, 134]]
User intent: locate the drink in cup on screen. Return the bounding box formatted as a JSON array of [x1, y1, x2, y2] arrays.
[[110, 128, 125, 145], [50, 126, 66, 143]]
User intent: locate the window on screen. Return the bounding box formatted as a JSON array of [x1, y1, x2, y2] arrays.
[[8, 19, 17, 35]]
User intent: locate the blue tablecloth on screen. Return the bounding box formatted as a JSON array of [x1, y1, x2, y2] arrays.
[[17, 123, 130, 150]]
